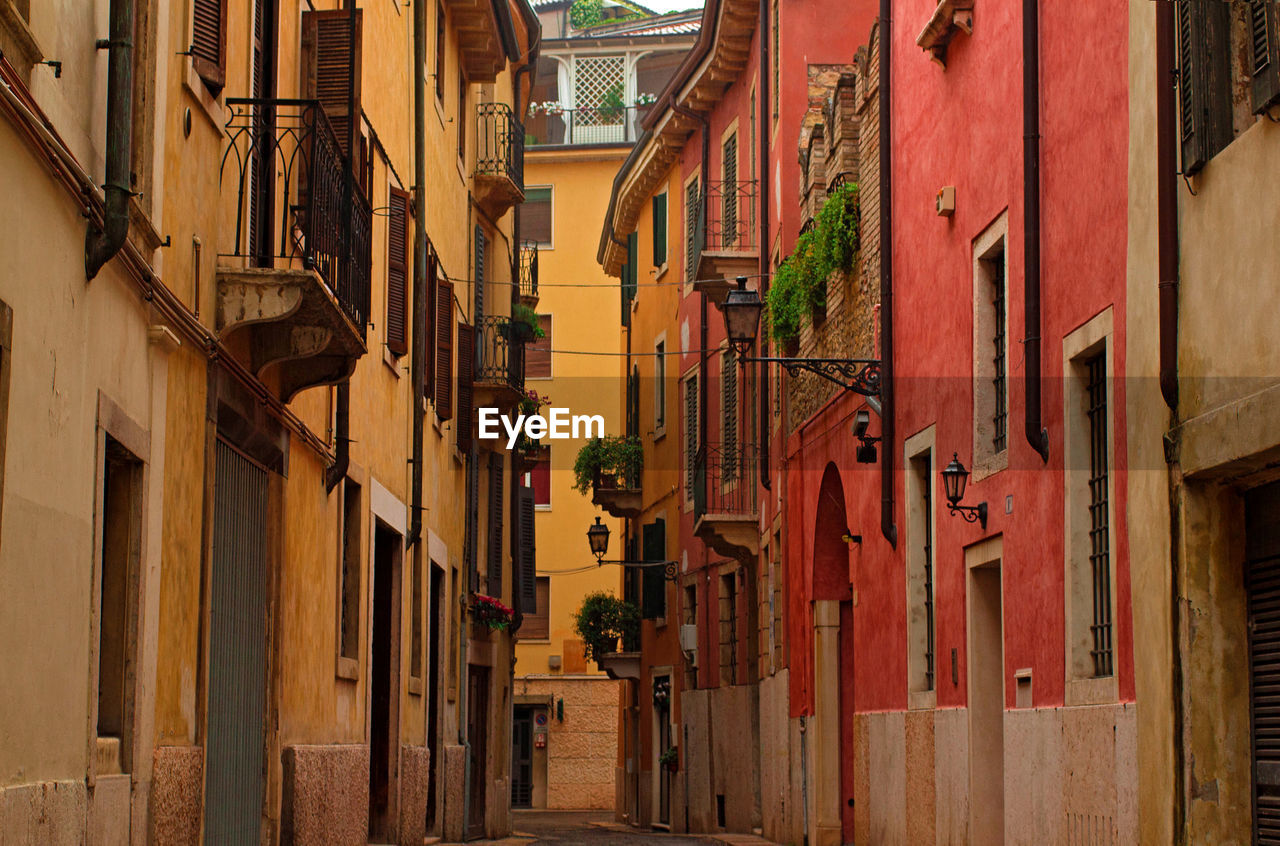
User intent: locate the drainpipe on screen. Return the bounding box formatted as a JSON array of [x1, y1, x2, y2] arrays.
[[1156, 3, 1179, 411], [85, 0, 135, 280], [878, 0, 897, 547], [325, 384, 350, 492], [1022, 0, 1050, 462], [758, 0, 771, 492], [408, 0, 428, 546]]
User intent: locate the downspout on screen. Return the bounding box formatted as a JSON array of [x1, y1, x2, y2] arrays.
[[1022, 0, 1050, 462], [408, 0, 428, 545], [758, 0, 771, 491], [878, 0, 897, 547], [85, 0, 135, 280], [1156, 3, 1179, 411]]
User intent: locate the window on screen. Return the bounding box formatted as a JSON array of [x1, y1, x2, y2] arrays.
[[641, 518, 667, 620], [434, 276, 454, 420], [904, 430, 935, 702], [622, 231, 638, 324], [721, 347, 738, 477], [486, 454, 505, 592], [749, 89, 757, 181], [192, 0, 227, 93], [654, 339, 666, 432], [771, 0, 779, 123], [97, 435, 143, 775], [518, 577, 550, 640], [520, 186, 553, 247], [386, 186, 411, 357], [722, 133, 738, 246], [685, 176, 701, 283], [684, 583, 698, 687], [522, 445, 551, 508], [339, 477, 363, 668], [526, 315, 552, 379], [972, 217, 1008, 476], [683, 370, 699, 501], [719, 570, 738, 686], [652, 191, 668, 267], [435, 1, 446, 101], [458, 69, 467, 160], [410, 547, 423, 685], [1063, 310, 1115, 701], [302, 10, 363, 160]]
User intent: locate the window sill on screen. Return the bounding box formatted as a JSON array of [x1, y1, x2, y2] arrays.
[[0, 2, 44, 69], [907, 689, 936, 711], [408, 676, 423, 696], [336, 656, 359, 681], [1064, 675, 1118, 707], [971, 448, 1007, 483], [516, 637, 551, 644], [653, 426, 666, 442], [654, 262, 669, 281], [182, 58, 224, 133], [535, 504, 551, 512], [384, 347, 405, 378]]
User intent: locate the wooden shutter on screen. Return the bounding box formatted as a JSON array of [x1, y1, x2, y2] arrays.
[[652, 193, 667, 267], [456, 322, 474, 452], [425, 250, 437, 399], [723, 133, 738, 244], [486, 454, 504, 591], [1177, 0, 1231, 176], [435, 277, 454, 419], [622, 232, 638, 324], [641, 519, 667, 620], [1246, 481, 1280, 835], [685, 180, 700, 280], [301, 10, 363, 158], [435, 1, 446, 101], [386, 187, 410, 357], [515, 486, 536, 612], [525, 315, 552, 379], [685, 372, 699, 495], [519, 188, 552, 246], [1252, 0, 1280, 114], [722, 348, 737, 473], [191, 0, 227, 92]]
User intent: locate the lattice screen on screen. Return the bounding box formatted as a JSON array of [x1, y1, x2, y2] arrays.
[[574, 55, 625, 125]]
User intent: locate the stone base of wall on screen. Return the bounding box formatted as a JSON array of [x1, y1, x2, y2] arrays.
[[280, 744, 369, 846], [150, 745, 203, 846], [441, 744, 466, 842], [0, 779, 88, 845], [89, 773, 132, 846], [398, 745, 429, 846]]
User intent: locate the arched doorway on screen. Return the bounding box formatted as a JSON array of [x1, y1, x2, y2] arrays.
[[811, 464, 854, 845]]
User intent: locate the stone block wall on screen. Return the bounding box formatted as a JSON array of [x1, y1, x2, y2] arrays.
[[279, 744, 369, 846], [149, 745, 203, 846], [513, 676, 620, 810]]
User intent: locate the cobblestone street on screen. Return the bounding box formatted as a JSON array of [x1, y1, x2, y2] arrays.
[[459, 811, 745, 846]]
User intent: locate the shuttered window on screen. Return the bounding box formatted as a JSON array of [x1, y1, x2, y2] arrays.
[[456, 322, 474, 452], [435, 1, 447, 102], [425, 249, 438, 399], [722, 348, 737, 479], [723, 133, 738, 246], [684, 371, 699, 498], [434, 277, 454, 420], [192, 0, 227, 92], [1246, 481, 1280, 837], [641, 519, 667, 620], [526, 315, 552, 379], [1176, 0, 1231, 176], [1251, 0, 1280, 113], [386, 187, 410, 357], [518, 577, 549, 640], [514, 486, 537, 616], [519, 187, 553, 247], [622, 232, 638, 324], [652, 192, 668, 267], [685, 179, 700, 281], [486, 454, 505, 592], [473, 225, 486, 321], [302, 10, 363, 159]]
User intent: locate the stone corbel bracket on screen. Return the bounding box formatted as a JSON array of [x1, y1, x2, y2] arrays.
[[916, 0, 975, 68]]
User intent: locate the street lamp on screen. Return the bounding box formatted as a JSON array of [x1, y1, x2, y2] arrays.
[[584, 516, 678, 581], [853, 408, 880, 463], [941, 453, 988, 529], [721, 277, 881, 400]]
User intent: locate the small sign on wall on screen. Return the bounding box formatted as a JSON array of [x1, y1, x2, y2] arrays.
[[534, 731, 547, 749]]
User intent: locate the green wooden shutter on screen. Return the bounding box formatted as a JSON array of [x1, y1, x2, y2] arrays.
[[722, 348, 737, 476], [515, 486, 536, 612], [622, 232, 638, 324], [1251, 0, 1280, 113], [1178, 0, 1232, 176], [641, 519, 667, 620], [685, 180, 700, 280], [486, 454, 504, 592], [652, 193, 668, 267], [456, 321, 474, 452]]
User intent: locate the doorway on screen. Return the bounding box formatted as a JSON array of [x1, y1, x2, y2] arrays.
[[205, 440, 269, 845], [654, 674, 672, 826], [967, 551, 1004, 844], [467, 665, 491, 839], [511, 706, 533, 808], [369, 522, 402, 841], [839, 599, 855, 842]]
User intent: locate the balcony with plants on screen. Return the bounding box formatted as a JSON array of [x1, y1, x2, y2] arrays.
[[693, 441, 759, 559], [518, 240, 539, 307], [474, 103, 525, 217], [474, 311, 529, 419], [574, 435, 644, 519], [692, 178, 759, 304], [573, 591, 641, 681], [216, 98, 372, 402]]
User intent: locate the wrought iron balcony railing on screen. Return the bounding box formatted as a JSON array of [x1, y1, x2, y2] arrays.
[[220, 97, 371, 336], [524, 105, 646, 147], [476, 315, 525, 392], [476, 103, 525, 193], [518, 241, 539, 302], [694, 179, 759, 255], [693, 442, 759, 521]]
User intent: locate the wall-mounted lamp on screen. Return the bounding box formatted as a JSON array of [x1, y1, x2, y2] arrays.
[[941, 453, 987, 529], [586, 517, 678, 581], [852, 409, 880, 464]]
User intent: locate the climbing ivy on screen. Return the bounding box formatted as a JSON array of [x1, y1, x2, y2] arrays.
[[569, 0, 604, 29]]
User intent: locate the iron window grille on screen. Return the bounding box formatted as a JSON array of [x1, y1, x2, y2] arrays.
[[1086, 353, 1113, 678], [720, 573, 738, 686], [992, 256, 1008, 453], [922, 454, 935, 690]]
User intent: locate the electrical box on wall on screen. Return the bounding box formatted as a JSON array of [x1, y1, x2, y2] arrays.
[[936, 185, 956, 217], [679, 623, 697, 653]]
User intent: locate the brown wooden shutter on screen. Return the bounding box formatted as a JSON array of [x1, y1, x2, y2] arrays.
[[301, 10, 363, 158], [386, 187, 410, 357], [435, 277, 454, 419], [191, 0, 227, 92], [486, 454, 504, 591], [518, 189, 552, 245], [1251, 0, 1280, 114], [515, 486, 537, 612], [456, 322, 474, 452], [1177, 0, 1231, 176], [425, 249, 437, 399], [525, 315, 552, 378]]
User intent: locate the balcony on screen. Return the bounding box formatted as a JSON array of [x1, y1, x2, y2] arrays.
[[693, 180, 759, 304], [475, 315, 525, 418], [693, 442, 759, 560], [217, 98, 371, 402], [591, 469, 643, 519], [518, 241, 539, 307], [474, 104, 525, 218], [443, 0, 508, 81], [524, 105, 647, 148]]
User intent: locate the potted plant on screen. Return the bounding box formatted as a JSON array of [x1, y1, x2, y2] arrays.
[[573, 591, 640, 661], [471, 593, 514, 631], [573, 435, 643, 494], [658, 745, 679, 773], [597, 82, 626, 123], [513, 389, 550, 466], [510, 303, 543, 344]]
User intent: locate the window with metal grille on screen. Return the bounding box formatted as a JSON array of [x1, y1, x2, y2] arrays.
[[991, 254, 1007, 453], [719, 571, 738, 686], [723, 134, 738, 246], [1085, 353, 1113, 678], [907, 446, 934, 695], [922, 455, 935, 690], [685, 178, 700, 282]]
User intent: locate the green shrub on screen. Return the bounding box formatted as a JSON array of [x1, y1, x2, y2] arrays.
[[573, 435, 643, 494], [573, 591, 640, 661]]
